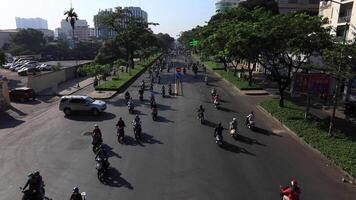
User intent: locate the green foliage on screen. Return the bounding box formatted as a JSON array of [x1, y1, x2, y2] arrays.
[[64, 7, 78, 31], [260, 99, 356, 177], [204, 60, 259, 89], [239, 0, 279, 14], [10, 29, 46, 55], [96, 53, 161, 90], [52, 62, 62, 71]]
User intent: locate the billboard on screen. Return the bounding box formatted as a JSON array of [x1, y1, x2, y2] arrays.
[[293, 73, 332, 95]]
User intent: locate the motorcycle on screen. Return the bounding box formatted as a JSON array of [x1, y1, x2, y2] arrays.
[[229, 122, 238, 137], [214, 99, 220, 109], [246, 118, 255, 130], [133, 123, 142, 142], [150, 83, 154, 91], [161, 87, 166, 98], [92, 138, 103, 154], [128, 102, 134, 114], [215, 135, 223, 147], [96, 157, 110, 182], [117, 127, 125, 144], [168, 85, 172, 95], [152, 108, 158, 121], [81, 192, 87, 200], [124, 93, 130, 102], [205, 75, 208, 85], [139, 90, 144, 101], [198, 112, 204, 124]]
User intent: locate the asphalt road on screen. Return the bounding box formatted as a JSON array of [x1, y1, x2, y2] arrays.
[[0, 54, 355, 200]]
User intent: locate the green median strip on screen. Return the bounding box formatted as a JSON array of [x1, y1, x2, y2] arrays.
[[260, 99, 356, 177], [96, 53, 161, 91], [203, 60, 260, 90]]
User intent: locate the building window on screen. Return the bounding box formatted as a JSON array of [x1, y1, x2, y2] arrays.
[[288, 0, 298, 3], [309, 0, 320, 4]]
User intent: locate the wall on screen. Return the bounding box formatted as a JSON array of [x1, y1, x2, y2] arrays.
[[0, 78, 10, 111], [28, 70, 66, 93]]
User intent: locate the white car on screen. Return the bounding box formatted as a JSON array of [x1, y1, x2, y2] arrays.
[[38, 64, 52, 71]]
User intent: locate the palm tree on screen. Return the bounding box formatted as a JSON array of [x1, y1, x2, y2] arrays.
[[64, 7, 78, 46], [64, 7, 79, 87]]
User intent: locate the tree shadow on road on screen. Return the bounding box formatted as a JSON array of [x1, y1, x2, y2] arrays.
[[233, 134, 266, 146], [156, 115, 174, 123], [124, 135, 139, 146], [158, 104, 176, 111], [102, 167, 134, 189], [65, 112, 116, 122], [142, 132, 163, 145], [253, 126, 281, 137], [203, 119, 218, 128], [0, 112, 24, 129], [222, 141, 256, 156], [218, 106, 239, 113]]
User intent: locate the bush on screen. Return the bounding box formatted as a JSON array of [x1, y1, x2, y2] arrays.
[[260, 99, 356, 177]]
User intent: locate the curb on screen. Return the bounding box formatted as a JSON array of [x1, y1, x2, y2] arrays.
[[256, 105, 356, 185]]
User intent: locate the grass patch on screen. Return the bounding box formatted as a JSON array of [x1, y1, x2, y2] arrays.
[[260, 99, 356, 177], [96, 53, 161, 90], [203, 60, 260, 90]]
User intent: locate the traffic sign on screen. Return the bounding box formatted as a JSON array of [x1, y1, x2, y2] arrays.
[[176, 72, 182, 79]]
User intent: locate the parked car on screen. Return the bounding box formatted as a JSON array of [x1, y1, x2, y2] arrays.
[[18, 67, 40, 76], [9, 87, 36, 102], [59, 95, 107, 116], [37, 63, 52, 71], [2, 63, 12, 69]]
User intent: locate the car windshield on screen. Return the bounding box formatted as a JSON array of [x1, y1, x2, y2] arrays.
[[86, 97, 95, 103]]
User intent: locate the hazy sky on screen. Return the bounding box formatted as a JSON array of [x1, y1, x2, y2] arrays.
[[0, 0, 216, 37]]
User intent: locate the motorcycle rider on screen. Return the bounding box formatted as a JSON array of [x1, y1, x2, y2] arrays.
[[133, 114, 141, 126], [197, 105, 205, 119], [168, 84, 172, 95], [95, 145, 109, 169], [92, 124, 103, 147], [70, 187, 83, 200], [211, 88, 217, 98], [22, 171, 44, 197], [140, 80, 145, 89], [213, 94, 220, 106], [116, 117, 126, 142], [161, 85, 166, 96], [127, 98, 134, 110], [246, 111, 255, 126], [152, 104, 158, 118], [230, 118, 238, 130], [280, 180, 301, 200], [214, 122, 224, 138], [124, 91, 131, 101]]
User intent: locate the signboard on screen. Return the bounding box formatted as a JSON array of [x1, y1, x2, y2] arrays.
[[176, 72, 182, 79], [176, 67, 182, 73], [293, 73, 332, 95]]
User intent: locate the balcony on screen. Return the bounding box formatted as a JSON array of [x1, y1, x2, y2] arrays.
[[338, 15, 351, 23]]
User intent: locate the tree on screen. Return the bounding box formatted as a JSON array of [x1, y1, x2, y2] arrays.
[[239, 0, 279, 14], [64, 7, 78, 46], [0, 49, 5, 66], [322, 42, 356, 136], [10, 29, 46, 55], [257, 13, 332, 107], [97, 7, 158, 70]]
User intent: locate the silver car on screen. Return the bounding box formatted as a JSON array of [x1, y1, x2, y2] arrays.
[[59, 95, 107, 116]]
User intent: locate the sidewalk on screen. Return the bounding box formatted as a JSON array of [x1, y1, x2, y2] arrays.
[[38, 77, 95, 96]]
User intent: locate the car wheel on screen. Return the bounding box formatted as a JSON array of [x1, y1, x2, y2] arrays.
[[64, 108, 72, 116], [92, 109, 99, 116]]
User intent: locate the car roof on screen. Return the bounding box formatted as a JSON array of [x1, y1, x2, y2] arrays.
[[12, 87, 33, 91], [61, 95, 89, 99]]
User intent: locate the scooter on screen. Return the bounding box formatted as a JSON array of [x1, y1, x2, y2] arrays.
[[168, 85, 172, 95], [128, 102, 134, 114], [215, 135, 223, 147], [133, 123, 142, 142], [246, 119, 255, 130], [198, 112, 204, 124], [214, 99, 220, 109], [117, 127, 125, 144], [81, 192, 87, 200], [152, 108, 158, 121], [161, 88, 166, 98], [96, 157, 110, 182], [229, 123, 238, 138]]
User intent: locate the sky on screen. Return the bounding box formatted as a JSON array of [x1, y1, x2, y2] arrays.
[[0, 0, 216, 38]]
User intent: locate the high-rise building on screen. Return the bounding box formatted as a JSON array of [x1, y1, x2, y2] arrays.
[[319, 0, 355, 42], [15, 17, 48, 29], [0, 29, 18, 49], [94, 6, 148, 40], [276, 0, 320, 14], [60, 19, 90, 41], [215, 0, 243, 12]]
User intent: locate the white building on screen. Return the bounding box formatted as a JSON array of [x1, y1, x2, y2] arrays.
[[89, 28, 96, 38], [277, 0, 320, 14], [15, 17, 48, 29], [215, 0, 243, 12], [0, 29, 18, 48], [319, 0, 356, 42]]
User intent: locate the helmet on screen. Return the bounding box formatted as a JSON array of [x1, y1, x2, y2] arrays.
[[291, 180, 298, 186], [94, 124, 98, 128], [34, 171, 40, 176], [73, 187, 79, 193], [233, 118, 236, 121], [218, 122, 222, 126]]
